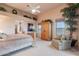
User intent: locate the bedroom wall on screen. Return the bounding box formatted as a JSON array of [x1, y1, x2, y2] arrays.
[[0, 12, 36, 34], [37, 3, 79, 40], [0, 14, 15, 34], [0, 4, 37, 34], [37, 4, 67, 39]]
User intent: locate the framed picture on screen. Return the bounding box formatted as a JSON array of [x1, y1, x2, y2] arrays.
[[28, 23, 34, 31]]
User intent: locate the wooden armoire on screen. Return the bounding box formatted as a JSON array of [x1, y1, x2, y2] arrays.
[[41, 20, 52, 41]]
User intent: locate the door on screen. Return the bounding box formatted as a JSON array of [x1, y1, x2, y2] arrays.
[[41, 22, 49, 40]]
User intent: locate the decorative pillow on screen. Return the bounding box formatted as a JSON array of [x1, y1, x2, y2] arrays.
[[0, 33, 8, 39]]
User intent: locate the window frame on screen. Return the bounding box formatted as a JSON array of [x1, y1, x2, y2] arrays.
[[56, 20, 65, 36]]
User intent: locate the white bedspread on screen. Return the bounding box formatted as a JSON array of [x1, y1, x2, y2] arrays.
[[0, 34, 33, 56]]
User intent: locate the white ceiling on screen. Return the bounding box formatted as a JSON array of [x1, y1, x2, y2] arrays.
[[5, 3, 61, 15]]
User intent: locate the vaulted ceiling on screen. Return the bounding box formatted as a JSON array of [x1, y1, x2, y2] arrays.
[[5, 3, 61, 15]]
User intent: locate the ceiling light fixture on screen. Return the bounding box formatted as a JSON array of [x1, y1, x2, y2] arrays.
[[32, 9, 36, 14], [27, 4, 40, 14]]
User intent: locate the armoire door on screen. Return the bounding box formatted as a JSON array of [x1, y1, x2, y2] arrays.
[[41, 22, 49, 40], [41, 20, 52, 41]]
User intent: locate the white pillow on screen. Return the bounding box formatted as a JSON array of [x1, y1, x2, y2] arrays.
[[0, 33, 8, 39]]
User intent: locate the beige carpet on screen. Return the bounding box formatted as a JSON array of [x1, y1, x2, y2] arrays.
[[11, 40, 79, 56]]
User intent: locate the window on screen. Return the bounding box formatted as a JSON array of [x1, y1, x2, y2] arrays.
[[56, 21, 65, 36]]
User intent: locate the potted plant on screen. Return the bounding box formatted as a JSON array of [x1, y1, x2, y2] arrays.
[[60, 3, 79, 47]]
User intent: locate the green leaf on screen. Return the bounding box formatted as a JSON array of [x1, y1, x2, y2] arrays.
[[65, 19, 77, 25], [60, 3, 78, 36], [66, 27, 77, 32]]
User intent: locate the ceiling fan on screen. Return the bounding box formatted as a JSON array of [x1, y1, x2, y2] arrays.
[[26, 4, 40, 14]]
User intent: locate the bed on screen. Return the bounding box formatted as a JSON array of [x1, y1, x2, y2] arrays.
[[0, 34, 33, 56]]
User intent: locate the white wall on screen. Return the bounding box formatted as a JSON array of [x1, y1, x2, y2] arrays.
[[37, 4, 78, 40], [0, 11, 36, 34], [37, 4, 67, 38]]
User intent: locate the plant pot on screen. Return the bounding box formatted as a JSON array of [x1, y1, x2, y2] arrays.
[[71, 40, 77, 47]]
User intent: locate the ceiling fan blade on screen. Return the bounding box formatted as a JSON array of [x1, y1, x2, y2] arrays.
[[26, 4, 40, 14], [36, 10, 40, 13], [35, 5, 40, 9]]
